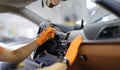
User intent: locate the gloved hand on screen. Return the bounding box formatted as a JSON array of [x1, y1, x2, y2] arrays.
[[65, 35, 82, 66], [36, 27, 55, 45]]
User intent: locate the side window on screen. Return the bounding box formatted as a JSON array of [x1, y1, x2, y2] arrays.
[[0, 13, 39, 48]]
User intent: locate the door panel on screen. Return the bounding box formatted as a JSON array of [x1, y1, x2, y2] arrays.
[[68, 43, 120, 70]]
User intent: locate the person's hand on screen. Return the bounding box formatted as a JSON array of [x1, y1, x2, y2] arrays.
[[65, 35, 82, 66], [36, 27, 55, 45]]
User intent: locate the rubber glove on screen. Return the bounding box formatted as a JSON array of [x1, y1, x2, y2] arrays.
[[36, 27, 55, 45], [65, 35, 82, 66]]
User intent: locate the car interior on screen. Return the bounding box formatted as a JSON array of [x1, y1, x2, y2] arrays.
[[0, 0, 120, 70]]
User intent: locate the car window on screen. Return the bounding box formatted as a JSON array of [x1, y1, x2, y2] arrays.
[[0, 12, 39, 48]]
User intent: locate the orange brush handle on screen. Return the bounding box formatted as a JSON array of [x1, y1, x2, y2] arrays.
[[65, 35, 82, 66]]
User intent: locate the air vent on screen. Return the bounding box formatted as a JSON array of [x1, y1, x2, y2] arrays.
[[97, 25, 120, 39]]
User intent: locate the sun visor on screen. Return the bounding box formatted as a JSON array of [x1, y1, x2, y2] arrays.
[[95, 0, 120, 18]]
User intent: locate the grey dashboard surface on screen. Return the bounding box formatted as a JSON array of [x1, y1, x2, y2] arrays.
[[68, 19, 120, 43], [84, 19, 120, 40]]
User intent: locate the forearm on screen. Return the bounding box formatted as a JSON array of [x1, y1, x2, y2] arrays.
[[12, 40, 39, 62], [40, 62, 67, 70], [0, 40, 40, 62]]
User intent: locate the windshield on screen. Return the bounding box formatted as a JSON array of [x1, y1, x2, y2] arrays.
[[26, 0, 119, 25]]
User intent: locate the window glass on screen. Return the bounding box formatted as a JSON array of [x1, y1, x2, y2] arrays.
[[0, 12, 39, 47]]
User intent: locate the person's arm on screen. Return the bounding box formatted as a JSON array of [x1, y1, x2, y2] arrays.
[[0, 27, 55, 62], [0, 41, 39, 62], [40, 62, 67, 70]]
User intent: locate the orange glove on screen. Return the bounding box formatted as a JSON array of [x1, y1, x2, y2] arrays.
[[36, 27, 55, 45], [65, 35, 82, 66]]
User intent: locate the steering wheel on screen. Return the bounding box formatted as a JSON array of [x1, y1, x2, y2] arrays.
[[33, 22, 70, 59]]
